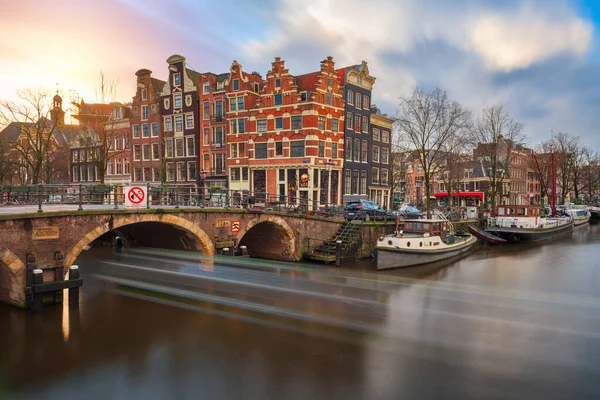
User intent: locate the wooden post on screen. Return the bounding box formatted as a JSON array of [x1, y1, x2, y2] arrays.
[[69, 265, 80, 308], [31, 269, 43, 314], [335, 240, 343, 267], [54, 251, 64, 304]]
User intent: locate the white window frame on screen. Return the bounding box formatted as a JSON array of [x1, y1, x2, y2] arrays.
[[174, 115, 184, 133], [185, 113, 194, 129], [203, 82, 210, 94], [164, 117, 172, 131], [174, 94, 182, 109], [142, 105, 148, 121], [186, 136, 195, 157]]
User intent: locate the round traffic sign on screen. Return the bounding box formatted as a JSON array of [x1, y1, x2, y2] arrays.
[[128, 186, 145, 204]]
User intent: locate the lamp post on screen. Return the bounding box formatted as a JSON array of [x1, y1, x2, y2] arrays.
[[326, 159, 335, 205]]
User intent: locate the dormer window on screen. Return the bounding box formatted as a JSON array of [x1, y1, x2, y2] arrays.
[[203, 82, 210, 94], [173, 73, 181, 86]]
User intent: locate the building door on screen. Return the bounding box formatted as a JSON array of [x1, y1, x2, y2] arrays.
[[253, 170, 266, 201]]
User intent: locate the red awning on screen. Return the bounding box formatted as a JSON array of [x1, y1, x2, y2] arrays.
[[433, 191, 484, 200]]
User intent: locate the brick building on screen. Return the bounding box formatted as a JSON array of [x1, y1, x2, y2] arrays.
[[199, 71, 229, 192], [336, 62, 376, 204], [369, 108, 393, 208], [130, 69, 166, 184], [159, 55, 201, 190], [103, 103, 132, 186], [242, 56, 344, 205]]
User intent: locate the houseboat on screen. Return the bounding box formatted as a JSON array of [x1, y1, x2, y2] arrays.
[[562, 205, 591, 226], [376, 219, 477, 270], [485, 205, 573, 243]]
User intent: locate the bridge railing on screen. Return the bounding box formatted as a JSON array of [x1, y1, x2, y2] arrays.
[[1, 184, 348, 219]]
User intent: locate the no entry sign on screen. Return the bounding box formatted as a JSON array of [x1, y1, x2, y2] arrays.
[[125, 186, 146, 208]]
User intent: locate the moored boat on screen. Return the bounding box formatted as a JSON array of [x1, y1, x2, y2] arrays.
[[468, 225, 507, 244], [590, 206, 600, 220], [562, 205, 591, 226], [376, 219, 477, 270], [486, 205, 573, 243]]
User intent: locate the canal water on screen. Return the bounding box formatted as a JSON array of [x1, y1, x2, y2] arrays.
[[1, 222, 600, 399]]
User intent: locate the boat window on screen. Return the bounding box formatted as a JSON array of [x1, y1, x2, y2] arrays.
[[422, 223, 429, 231], [405, 222, 413, 230], [517, 208, 526, 216], [433, 222, 440, 232], [498, 208, 505, 216], [414, 222, 423, 231]]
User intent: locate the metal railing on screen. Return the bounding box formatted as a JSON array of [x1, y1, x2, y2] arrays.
[[0, 184, 352, 218]]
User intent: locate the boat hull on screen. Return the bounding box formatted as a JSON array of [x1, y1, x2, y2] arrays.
[[468, 225, 507, 244], [573, 216, 590, 226], [376, 236, 476, 270], [590, 209, 600, 220], [486, 221, 573, 243]]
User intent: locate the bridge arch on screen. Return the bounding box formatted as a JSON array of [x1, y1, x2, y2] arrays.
[[0, 247, 26, 307], [65, 214, 215, 267], [237, 215, 297, 260]]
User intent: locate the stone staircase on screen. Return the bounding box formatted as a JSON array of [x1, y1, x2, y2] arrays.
[[306, 216, 360, 264]]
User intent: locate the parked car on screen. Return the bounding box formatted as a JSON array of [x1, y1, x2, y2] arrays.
[[390, 205, 423, 220], [344, 201, 388, 221]]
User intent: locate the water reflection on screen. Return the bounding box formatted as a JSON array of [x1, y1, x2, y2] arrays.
[[1, 224, 599, 399]]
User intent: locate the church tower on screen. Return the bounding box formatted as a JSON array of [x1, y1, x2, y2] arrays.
[[50, 91, 65, 125]]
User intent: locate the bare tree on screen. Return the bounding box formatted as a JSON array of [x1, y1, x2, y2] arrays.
[[71, 72, 118, 184], [396, 88, 471, 218], [0, 88, 67, 184], [0, 138, 15, 184], [540, 132, 580, 204], [470, 105, 526, 215], [438, 134, 471, 207], [582, 149, 600, 202]]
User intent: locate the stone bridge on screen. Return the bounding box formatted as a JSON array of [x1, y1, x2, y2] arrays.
[[0, 208, 346, 308]]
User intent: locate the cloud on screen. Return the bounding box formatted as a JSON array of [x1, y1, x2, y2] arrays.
[[240, 0, 598, 150]]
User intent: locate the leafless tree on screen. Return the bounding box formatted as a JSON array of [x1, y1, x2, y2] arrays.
[[470, 105, 526, 214], [0, 138, 15, 184], [438, 134, 471, 207], [70, 72, 119, 184], [539, 132, 580, 204], [396, 88, 471, 218], [0, 88, 67, 184], [582, 148, 599, 202]]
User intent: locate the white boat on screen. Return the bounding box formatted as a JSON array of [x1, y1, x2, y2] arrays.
[[486, 205, 573, 242], [376, 219, 477, 270], [562, 205, 591, 226]]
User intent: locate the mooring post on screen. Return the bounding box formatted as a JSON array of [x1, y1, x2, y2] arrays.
[[146, 183, 150, 209], [69, 265, 80, 308], [32, 269, 44, 314], [54, 251, 64, 304], [113, 185, 119, 210], [37, 185, 43, 213], [335, 240, 343, 267], [78, 184, 83, 211]]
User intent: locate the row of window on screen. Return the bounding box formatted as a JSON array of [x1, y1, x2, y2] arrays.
[[203, 78, 243, 94], [346, 90, 370, 110], [342, 168, 389, 195], [344, 139, 390, 164], [164, 137, 196, 158], [132, 122, 160, 138], [372, 128, 390, 143], [163, 114, 194, 133], [107, 158, 130, 175], [165, 161, 197, 182], [346, 112, 369, 133], [71, 165, 98, 182]]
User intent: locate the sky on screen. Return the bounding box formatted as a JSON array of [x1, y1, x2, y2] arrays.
[[1, 0, 599, 151]]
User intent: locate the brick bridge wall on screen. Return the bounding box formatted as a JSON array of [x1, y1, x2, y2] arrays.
[[0, 209, 345, 307]]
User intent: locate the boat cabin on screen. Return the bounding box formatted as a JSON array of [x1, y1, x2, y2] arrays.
[[495, 205, 540, 217], [403, 219, 448, 240]]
